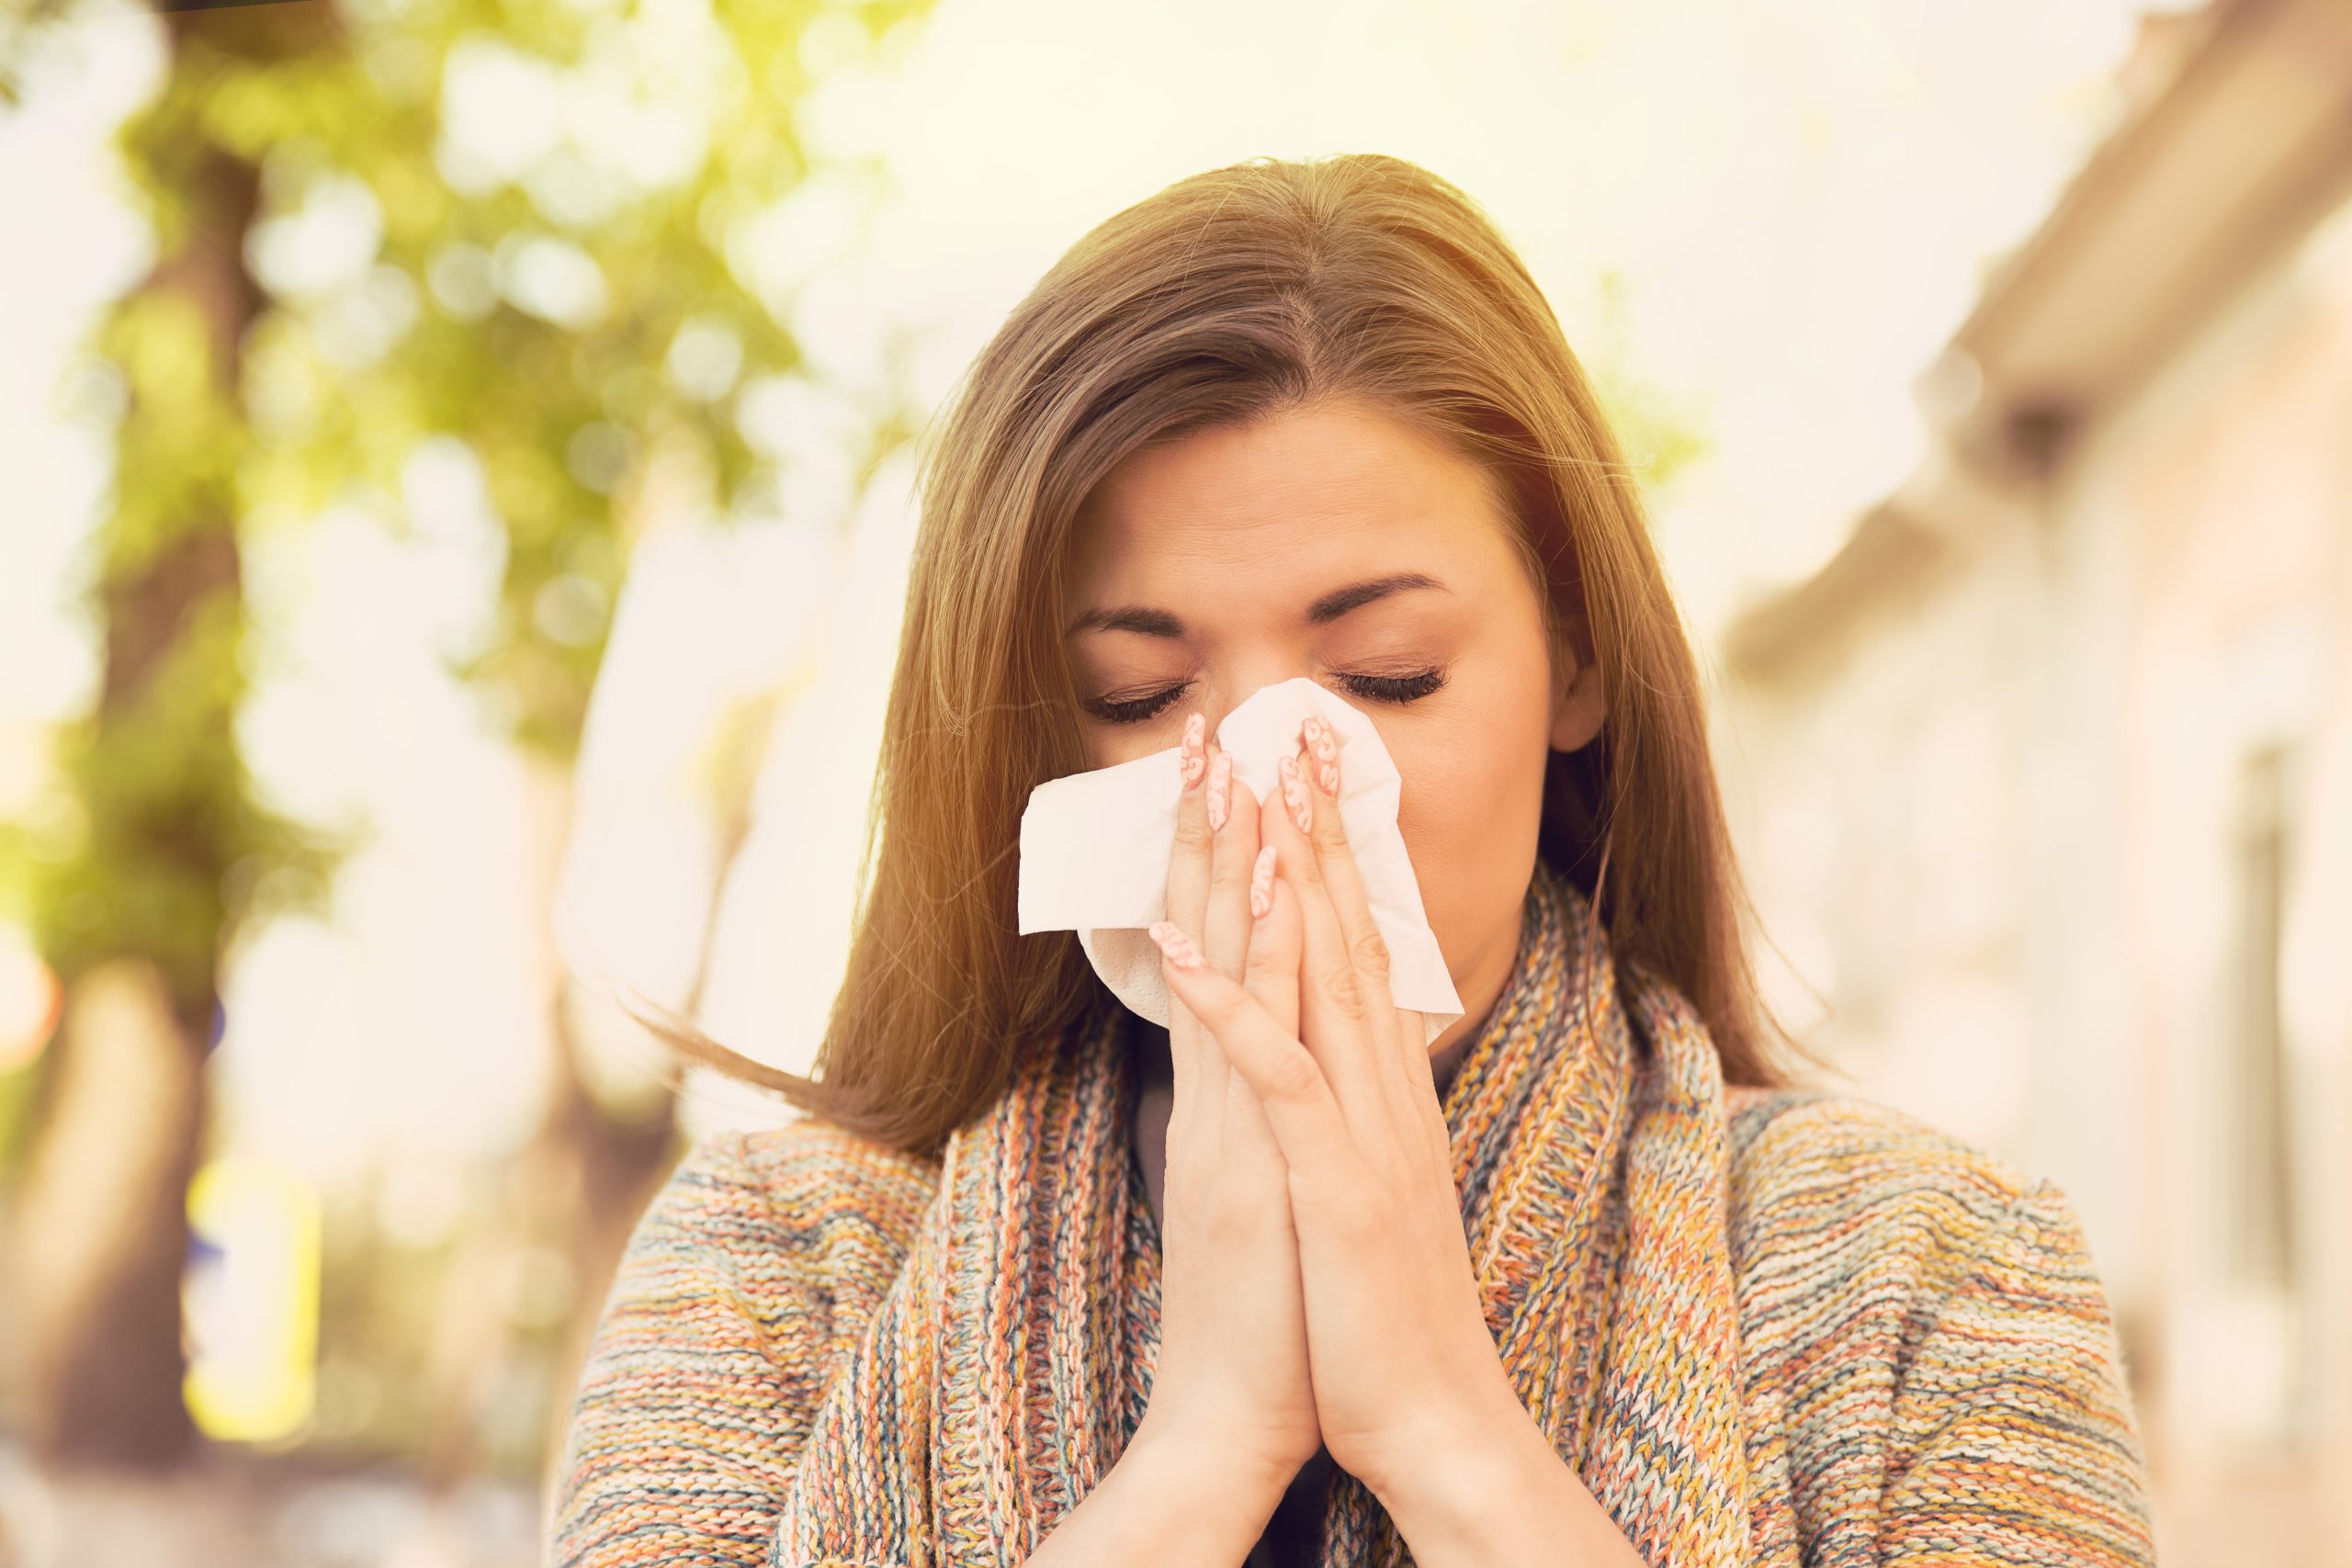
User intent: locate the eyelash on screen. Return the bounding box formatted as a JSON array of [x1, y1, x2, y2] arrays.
[[1083, 669, 1448, 726]]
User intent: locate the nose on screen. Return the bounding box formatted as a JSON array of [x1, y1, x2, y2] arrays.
[[1202, 666, 1314, 741]]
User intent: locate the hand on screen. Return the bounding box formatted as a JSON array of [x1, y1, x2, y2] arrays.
[[1132, 712, 1323, 1490], [1145, 713, 1514, 1499]]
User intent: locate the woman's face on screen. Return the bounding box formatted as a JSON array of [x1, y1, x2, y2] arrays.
[[1061, 396, 1607, 1058]]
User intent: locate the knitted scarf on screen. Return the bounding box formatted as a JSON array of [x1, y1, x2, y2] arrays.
[[774, 862, 1762, 1566]]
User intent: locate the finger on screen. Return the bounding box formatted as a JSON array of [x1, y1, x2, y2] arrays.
[[1213, 846, 1307, 1175], [1298, 715, 1415, 1115], [1162, 712, 1215, 1110], [1227, 850, 1302, 1174], [1241, 845, 1300, 1041], [1263, 745, 1394, 1143], [1199, 747, 1261, 984], [1194, 746, 1264, 1160], [1298, 713, 1399, 1019], [1148, 917, 1362, 1197], [1165, 711, 1211, 936]]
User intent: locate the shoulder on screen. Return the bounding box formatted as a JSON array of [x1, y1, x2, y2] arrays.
[[1724, 1085, 2048, 1219], [1720, 1083, 2119, 1372], [659, 1113, 943, 1207], [628, 1116, 944, 1312], [1720, 1088, 2154, 1562], [554, 1118, 942, 1563], [728, 1113, 945, 1217]]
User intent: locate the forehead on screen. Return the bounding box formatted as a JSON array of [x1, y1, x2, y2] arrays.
[[1066, 400, 1514, 597]]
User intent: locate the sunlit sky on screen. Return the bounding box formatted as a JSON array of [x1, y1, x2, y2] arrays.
[[0, 0, 2189, 1183]]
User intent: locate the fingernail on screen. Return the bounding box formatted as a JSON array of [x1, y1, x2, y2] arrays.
[[1278, 754, 1311, 832], [1147, 919, 1204, 970], [1206, 750, 1232, 831], [1179, 712, 1206, 788], [1305, 716, 1339, 790], [1249, 843, 1276, 919]]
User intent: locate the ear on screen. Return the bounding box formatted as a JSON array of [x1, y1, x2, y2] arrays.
[[1548, 611, 1608, 752]]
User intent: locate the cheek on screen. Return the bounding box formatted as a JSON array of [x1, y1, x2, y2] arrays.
[[1077, 724, 1154, 771], [1388, 701, 1548, 905]]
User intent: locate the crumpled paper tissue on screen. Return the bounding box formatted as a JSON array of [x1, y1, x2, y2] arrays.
[[1016, 676, 1464, 1047]]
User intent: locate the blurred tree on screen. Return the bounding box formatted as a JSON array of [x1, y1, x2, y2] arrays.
[[6, 0, 929, 1478], [10, 0, 337, 1472]]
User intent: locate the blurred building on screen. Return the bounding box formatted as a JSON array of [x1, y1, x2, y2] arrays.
[[1717, 2, 2352, 1562]]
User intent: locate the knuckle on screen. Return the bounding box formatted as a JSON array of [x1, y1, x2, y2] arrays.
[[1264, 1045, 1323, 1102], [1351, 927, 1392, 980], [1318, 960, 1367, 1020], [1170, 812, 1214, 852], [1242, 944, 1288, 990]]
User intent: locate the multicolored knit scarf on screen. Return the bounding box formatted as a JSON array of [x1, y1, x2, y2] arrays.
[[775, 861, 1758, 1565]]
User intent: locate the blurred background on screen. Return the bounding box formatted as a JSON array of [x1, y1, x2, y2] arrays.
[[0, 0, 2346, 1561]]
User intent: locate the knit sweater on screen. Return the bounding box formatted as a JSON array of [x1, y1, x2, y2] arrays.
[[548, 1085, 2154, 1564]]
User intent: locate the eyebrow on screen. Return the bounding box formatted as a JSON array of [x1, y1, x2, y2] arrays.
[[1063, 570, 1448, 639]]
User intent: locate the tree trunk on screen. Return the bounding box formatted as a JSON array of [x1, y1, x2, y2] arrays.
[[7, 3, 284, 1473], [13, 959, 208, 1467]]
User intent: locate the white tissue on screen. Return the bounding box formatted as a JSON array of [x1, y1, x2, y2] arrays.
[[1016, 676, 1464, 1047]]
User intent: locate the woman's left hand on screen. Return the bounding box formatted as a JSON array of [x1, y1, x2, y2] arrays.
[[1144, 714, 1517, 1500]]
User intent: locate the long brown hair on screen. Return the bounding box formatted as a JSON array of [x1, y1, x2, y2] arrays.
[[652, 152, 1789, 1155]]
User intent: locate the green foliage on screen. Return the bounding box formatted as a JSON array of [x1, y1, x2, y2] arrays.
[[27, 32, 333, 1022], [207, 0, 929, 756], [34, 586, 334, 1017], [22, 0, 931, 1028], [2, 0, 937, 1452]]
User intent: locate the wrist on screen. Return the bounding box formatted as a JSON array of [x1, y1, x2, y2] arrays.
[[1125, 1416, 1300, 1509], [1360, 1389, 1647, 1568], [1030, 1422, 1294, 1568], [1346, 1378, 1515, 1504], [1357, 1386, 1541, 1541]]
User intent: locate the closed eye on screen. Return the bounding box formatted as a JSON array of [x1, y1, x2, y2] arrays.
[[1082, 668, 1448, 726]]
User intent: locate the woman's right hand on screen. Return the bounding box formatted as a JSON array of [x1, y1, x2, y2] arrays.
[[1133, 711, 1317, 1489]]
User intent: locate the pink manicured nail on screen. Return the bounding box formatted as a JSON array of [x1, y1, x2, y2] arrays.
[[1206, 750, 1232, 831], [1304, 715, 1336, 759], [1304, 716, 1339, 791], [1179, 712, 1206, 788], [1249, 844, 1277, 919], [1278, 755, 1311, 832], [1147, 919, 1204, 970]]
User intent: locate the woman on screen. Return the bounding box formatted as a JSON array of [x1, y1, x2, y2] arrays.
[[548, 154, 2155, 1566]]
